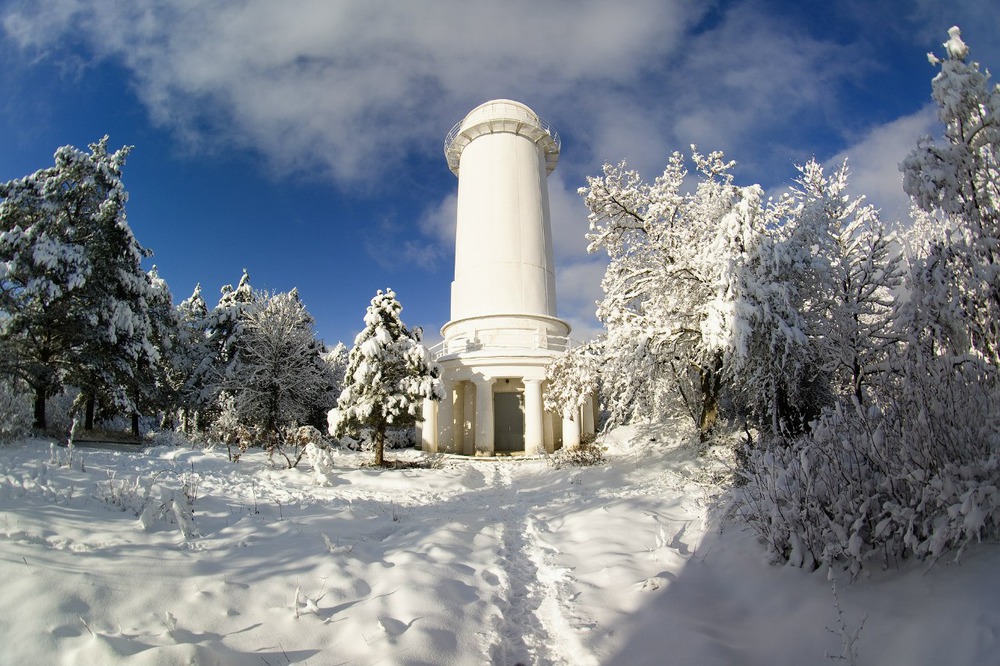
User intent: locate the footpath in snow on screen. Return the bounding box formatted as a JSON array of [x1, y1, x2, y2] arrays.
[[1, 425, 998, 665]]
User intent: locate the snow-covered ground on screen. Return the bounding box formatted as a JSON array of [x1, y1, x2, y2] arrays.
[[1, 425, 997, 665]]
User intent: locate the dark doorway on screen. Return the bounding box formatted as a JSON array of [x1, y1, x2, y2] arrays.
[[494, 392, 524, 452]]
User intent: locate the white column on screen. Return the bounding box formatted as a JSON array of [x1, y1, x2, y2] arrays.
[[562, 408, 581, 449], [474, 376, 495, 456], [438, 381, 455, 453], [462, 381, 476, 456], [523, 379, 544, 455], [419, 397, 437, 453], [582, 394, 596, 438], [543, 410, 555, 453]]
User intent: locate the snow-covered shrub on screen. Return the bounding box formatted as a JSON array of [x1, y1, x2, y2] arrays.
[[544, 345, 600, 421], [548, 440, 606, 469], [305, 441, 338, 486], [0, 380, 32, 443], [738, 355, 1000, 574], [737, 28, 1000, 574], [45, 390, 78, 436], [139, 484, 199, 540], [97, 470, 199, 539], [386, 428, 415, 449], [335, 427, 413, 451], [210, 392, 253, 461]]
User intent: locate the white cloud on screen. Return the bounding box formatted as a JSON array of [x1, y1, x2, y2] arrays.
[[556, 259, 606, 343], [667, 6, 853, 168], [417, 192, 457, 252], [827, 106, 939, 222], [2, 0, 703, 184]]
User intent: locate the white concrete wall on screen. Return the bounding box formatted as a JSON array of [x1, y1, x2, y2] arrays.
[[447, 99, 560, 328], [451, 131, 557, 321]]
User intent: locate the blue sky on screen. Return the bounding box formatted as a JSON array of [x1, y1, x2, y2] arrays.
[[1, 0, 997, 347]]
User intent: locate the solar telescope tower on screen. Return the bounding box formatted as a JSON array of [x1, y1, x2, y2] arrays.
[[419, 100, 596, 455]]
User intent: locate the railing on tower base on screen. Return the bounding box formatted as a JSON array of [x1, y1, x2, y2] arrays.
[[429, 331, 572, 360]]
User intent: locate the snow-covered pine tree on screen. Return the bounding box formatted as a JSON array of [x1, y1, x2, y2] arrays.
[[169, 284, 214, 433], [329, 289, 442, 467], [224, 289, 336, 467], [200, 270, 257, 413], [0, 137, 160, 430]]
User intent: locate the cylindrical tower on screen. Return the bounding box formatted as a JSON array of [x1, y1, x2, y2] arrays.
[[442, 99, 568, 343], [422, 100, 590, 458]]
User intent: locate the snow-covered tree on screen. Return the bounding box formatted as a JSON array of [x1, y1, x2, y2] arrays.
[[168, 284, 213, 432], [196, 269, 257, 418], [738, 28, 1000, 573], [544, 342, 601, 426], [124, 265, 176, 434], [317, 341, 349, 426], [731, 160, 903, 435], [0, 137, 160, 430], [581, 150, 763, 439], [223, 289, 337, 467], [329, 288, 442, 466], [901, 25, 1000, 367]]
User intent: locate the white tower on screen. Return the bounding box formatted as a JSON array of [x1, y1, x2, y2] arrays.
[[420, 99, 595, 456]]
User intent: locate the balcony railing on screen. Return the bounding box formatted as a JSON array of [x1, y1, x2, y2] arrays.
[[444, 103, 560, 175], [429, 330, 572, 360]]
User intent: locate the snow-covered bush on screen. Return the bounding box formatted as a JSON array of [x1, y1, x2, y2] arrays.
[[305, 441, 338, 486], [737, 28, 1000, 573], [97, 469, 199, 540], [548, 440, 606, 468], [210, 392, 252, 461], [0, 380, 32, 443], [738, 355, 1000, 574], [334, 427, 414, 451], [544, 344, 601, 427]]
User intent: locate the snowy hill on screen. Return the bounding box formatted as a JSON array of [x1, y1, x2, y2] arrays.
[[1, 426, 997, 665]]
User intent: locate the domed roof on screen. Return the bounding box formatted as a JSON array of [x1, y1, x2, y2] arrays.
[[444, 99, 559, 175]]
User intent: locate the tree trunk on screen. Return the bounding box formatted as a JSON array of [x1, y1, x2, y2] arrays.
[[131, 413, 140, 437], [85, 396, 96, 431], [375, 425, 386, 467], [698, 353, 724, 443], [33, 385, 47, 430]]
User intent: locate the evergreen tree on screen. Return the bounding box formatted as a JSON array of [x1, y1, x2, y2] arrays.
[[200, 269, 256, 413], [169, 284, 213, 432], [0, 137, 159, 430], [329, 288, 442, 466]]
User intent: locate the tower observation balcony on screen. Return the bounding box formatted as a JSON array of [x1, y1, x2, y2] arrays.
[[444, 99, 560, 176]]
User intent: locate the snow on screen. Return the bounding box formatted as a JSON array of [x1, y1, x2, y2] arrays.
[[1, 425, 998, 665]]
